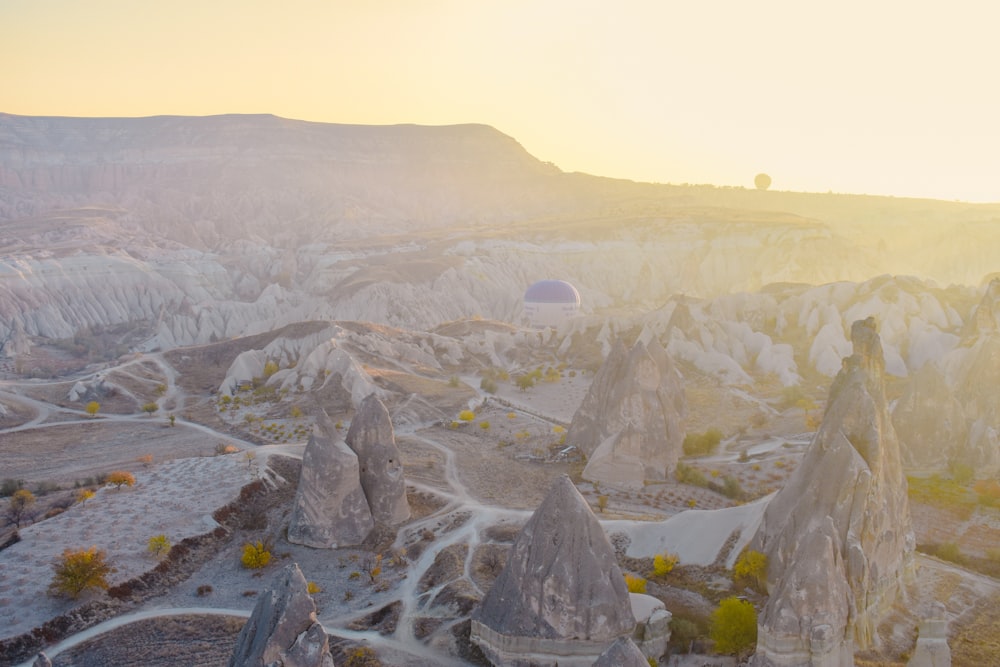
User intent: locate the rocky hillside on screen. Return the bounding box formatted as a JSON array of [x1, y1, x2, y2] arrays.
[[2, 113, 1000, 372]]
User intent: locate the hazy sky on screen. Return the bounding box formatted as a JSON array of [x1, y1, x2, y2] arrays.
[[3, 0, 1000, 202]]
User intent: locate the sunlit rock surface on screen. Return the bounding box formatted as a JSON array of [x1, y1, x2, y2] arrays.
[[566, 336, 686, 489], [286, 432, 374, 549], [227, 563, 335, 667], [470, 475, 635, 666], [750, 317, 915, 667], [345, 393, 410, 525]]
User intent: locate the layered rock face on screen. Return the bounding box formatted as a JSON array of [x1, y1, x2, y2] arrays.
[[470, 475, 635, 666], [286, 432, 374, 549], [345, 394, 410, 525], [566, 336, 686, 489], [750, 317, 915, 667], [891, 363, 967, 472], [228, 563, 335, 667]]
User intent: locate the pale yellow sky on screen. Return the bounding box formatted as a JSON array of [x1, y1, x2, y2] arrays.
[[3, 0, 1000, 202]]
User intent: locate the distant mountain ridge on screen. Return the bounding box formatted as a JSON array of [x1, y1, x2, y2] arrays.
[[1, 113, 1000, 363]]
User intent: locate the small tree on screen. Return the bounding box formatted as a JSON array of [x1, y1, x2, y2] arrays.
[[142, 401, 159, 417], [710, 597, 757, 656], [147, 534, 171, 559], [168, 414, 176, 427], [515, 374, 535, 392], [653, 552, 679, 577], [458, 410, 475, 422], [754, 173, 772, 191], [76, 488, 95, 505], [263, 360, 279, 378], [241, 541, 272, 569], [106, 471, 136, 490], [597, 494, 609, 513], [7, 488, 36, 527], [85, 401, 100, 418], [49, 546, 115, 599], [624, 573, 647, 593], [733, 548, 768, 591]]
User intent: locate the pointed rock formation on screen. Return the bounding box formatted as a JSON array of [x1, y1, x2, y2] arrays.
[[345, 393, 410, 525], [227, 563, 335, 667], [470, 475, 635, 666], [750, 317, 915, 667], [32, 653, 52, 667], [592, 636, 649, 667], [566, 336, 686, 489], [892, 363, 967, 472], [287, 431, 374, 549]]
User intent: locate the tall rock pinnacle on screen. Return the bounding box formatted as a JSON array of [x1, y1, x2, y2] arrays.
[[750, 317, 914, 666], [471, 475, 635, 666], [566, 336, 686, 489], [287, 431, 374, 549], [345, 393, 410, 525], [227, 563, 335, 667]]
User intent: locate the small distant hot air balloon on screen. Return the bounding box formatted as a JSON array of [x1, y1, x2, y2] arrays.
[[754, 173, 772, 191], [523, 280, 581, 329]]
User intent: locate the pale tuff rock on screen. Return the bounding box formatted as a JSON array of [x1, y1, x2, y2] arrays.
[[566, 336, 686, 489], [906, 603, 950, 667], [227, 563, 335, 667], [32, 653, 52, 667], [629, 592, 672, 662], [891, 363, 967, 472], [953, 282, 1000, 474], [592, 636, 649, 667], [286, 433, 374, 549], [751, 317, 915, 667], [471, 475, 635, 667], [345, 394, 410, 525]]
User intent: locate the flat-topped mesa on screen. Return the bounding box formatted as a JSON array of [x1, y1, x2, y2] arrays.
[[750, 317, 914, 667], [227, 563, 335, 667], [286, 431, 374, 549], [345, 393, 410, 525], [471, 475, 636, 667], [565, 336, 686, 489]]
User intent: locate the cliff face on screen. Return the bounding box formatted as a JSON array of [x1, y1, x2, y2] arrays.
[[565, 336, 686, 488], [751, 318, 914, 667]]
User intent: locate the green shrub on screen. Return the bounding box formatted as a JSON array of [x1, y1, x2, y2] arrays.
[[710, 597, 757, 656], [241, 541, 272, 569], [147, 534, 171, 559], [653, 552, 679, 577], [683, 428, 723, 457], [49, 546, 114, 599], [733, 548, 768, 591], [480, 377, 498, 393], [675, 462, 708, 487], [624, 573, 647, 593]]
